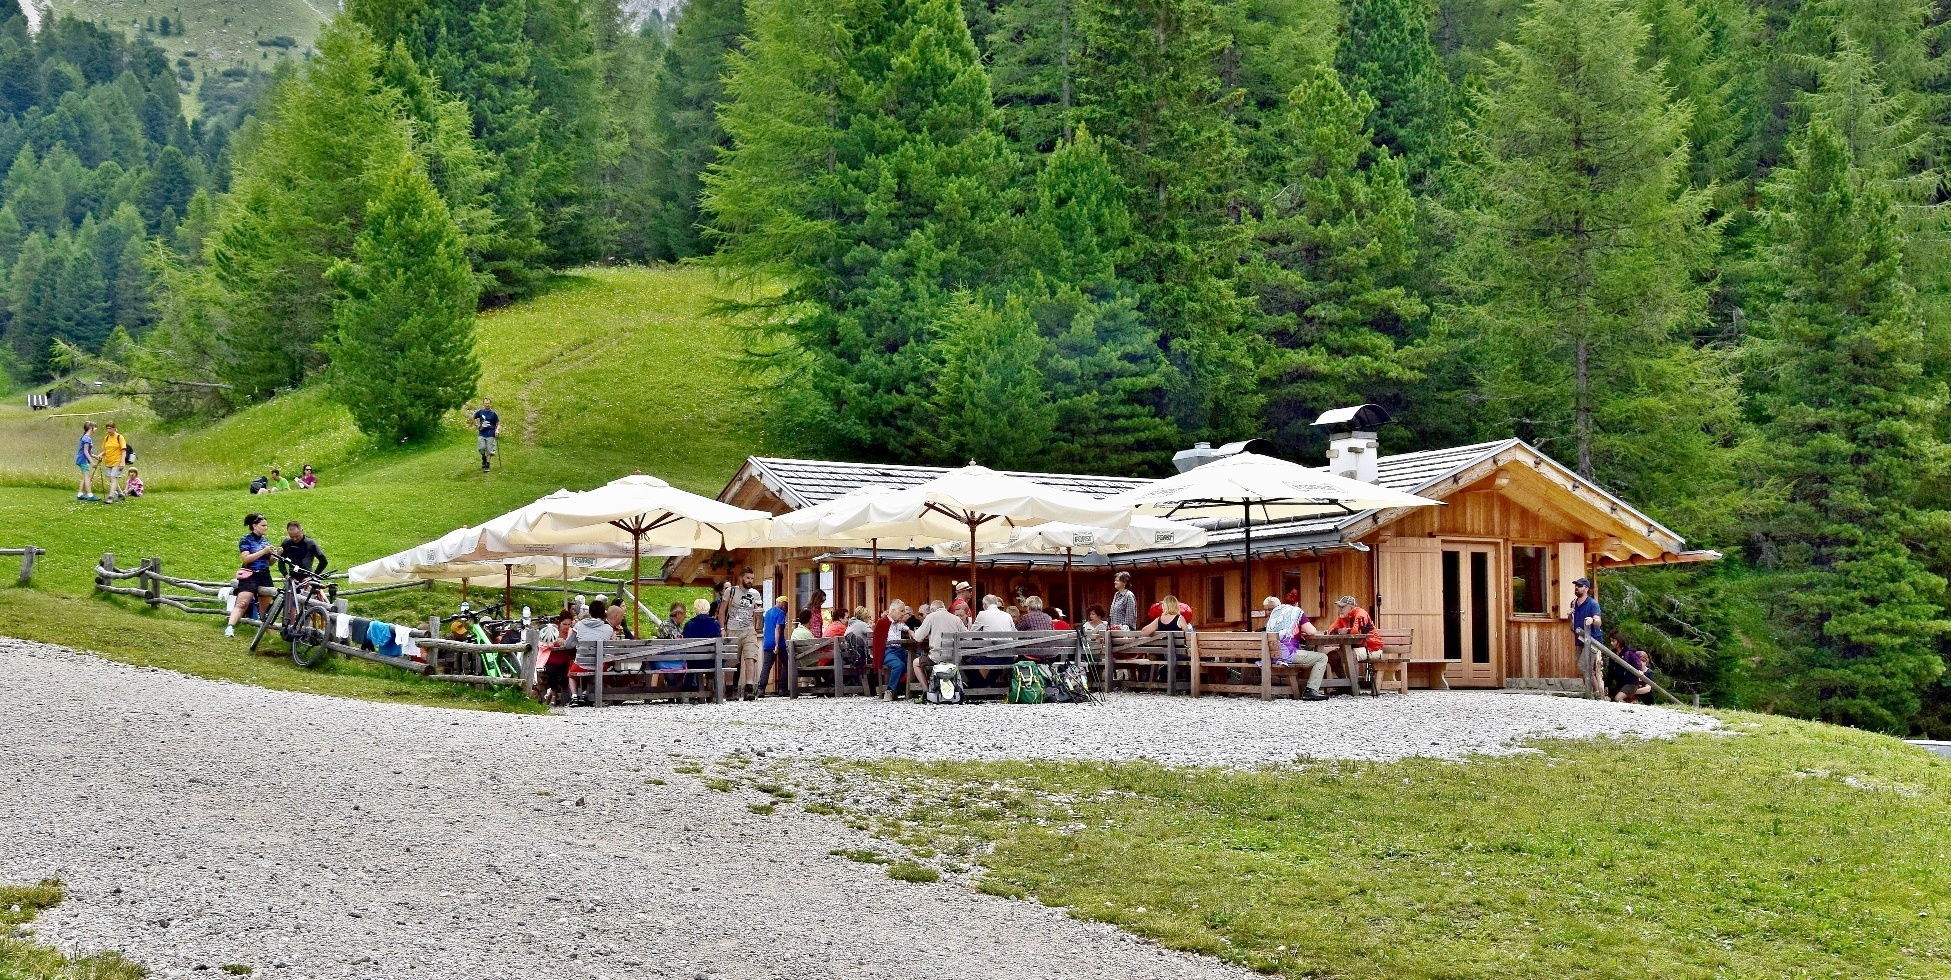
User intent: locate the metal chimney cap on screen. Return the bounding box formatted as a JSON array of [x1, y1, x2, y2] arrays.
[[1171, 438, 1276, 472], [1312, 404, 1392, 433]]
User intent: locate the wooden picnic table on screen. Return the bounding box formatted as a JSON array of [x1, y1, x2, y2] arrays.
[[1304, 633, 1370, 695]]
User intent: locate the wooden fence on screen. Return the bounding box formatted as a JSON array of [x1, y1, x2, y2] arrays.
[[1, 545, 42, 584], [92, 552, 539, 691]]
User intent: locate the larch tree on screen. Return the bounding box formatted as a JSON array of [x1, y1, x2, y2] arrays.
[[1444, 0, 1738, 518], [1747, 118, 1950, 733], [325, 156, 480, 441], [1336, 0, 1451, 184]]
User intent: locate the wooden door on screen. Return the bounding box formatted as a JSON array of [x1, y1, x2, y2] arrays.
[[1376, 539, 1443, 661], [1440, 543, 1501, 686]]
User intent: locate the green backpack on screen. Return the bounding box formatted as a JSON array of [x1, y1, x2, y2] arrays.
[[1008, 660, 1046, 704]]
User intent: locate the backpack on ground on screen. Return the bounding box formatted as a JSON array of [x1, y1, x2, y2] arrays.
[[1051, 662, 1092, 703], [837, 631, 871, 671], [248, 476, 268, 493], [924, 662, 963, 705], [1008, 660, 1046, 704]]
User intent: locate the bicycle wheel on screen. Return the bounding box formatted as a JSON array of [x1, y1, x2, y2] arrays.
[[249, 593, 284, 652], [292, 605, 332, 667]]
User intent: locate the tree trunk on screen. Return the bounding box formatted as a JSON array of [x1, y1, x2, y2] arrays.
[[1575, 335, 1592, 478]]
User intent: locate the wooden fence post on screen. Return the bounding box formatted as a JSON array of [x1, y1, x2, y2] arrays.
[[522, 626, 539, 698], [16, 545, 36, 585], [427, 616, 441, 674], [143, 557, 161, 605], [98, 552, 114, 589]]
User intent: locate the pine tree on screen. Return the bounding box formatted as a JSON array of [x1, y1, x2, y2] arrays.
[[644, 0, 744, 259], [1445, 0, 1737, 516], [1748, 118, 1950, 733], [1247, 65, 1424, 451], [325, 156, 480, 441], [707, 0, 1017, 459], [1336, 0, 1450, 183], [965, 0, 1081, 153], [1074, 0, 1259, 440]]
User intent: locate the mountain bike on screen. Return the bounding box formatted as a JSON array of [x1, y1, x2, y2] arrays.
[[249, 560, 335, 667]]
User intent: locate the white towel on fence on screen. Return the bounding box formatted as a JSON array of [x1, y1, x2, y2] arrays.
[[217, 586, 233, 607], [334, 613, 351, 640], [395, 624, 421, 661]]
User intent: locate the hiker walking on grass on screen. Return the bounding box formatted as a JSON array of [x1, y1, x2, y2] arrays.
[[74, 421, 99, 501], [471, 398, 499, 471]]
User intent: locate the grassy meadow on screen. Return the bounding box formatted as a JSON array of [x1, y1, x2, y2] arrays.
[[0, 879, 145, 980], [817, 714, 1951, 979], [0, 265, 741, 700]]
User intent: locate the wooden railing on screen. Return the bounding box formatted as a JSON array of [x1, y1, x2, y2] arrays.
[[92, 552, 538, 690], [1, 544, 43, 584]]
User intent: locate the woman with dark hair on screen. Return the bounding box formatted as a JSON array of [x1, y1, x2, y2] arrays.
[[225, 513, 277, 637], [536, 610, 576, 707]]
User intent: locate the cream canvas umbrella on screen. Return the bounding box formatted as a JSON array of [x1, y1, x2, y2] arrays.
[[932, 515, 1210, 612], [807, 464, 1134, 603], [503, 474, 774, 634], [1105, 452, 1438, 629], [348, 490, 685, 611]]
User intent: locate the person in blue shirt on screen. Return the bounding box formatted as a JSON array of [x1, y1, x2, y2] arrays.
[[758, 595, 789, 696], [470, 398, 499, 471], [1570, 576, 1605, 698], [225, 513, 278, 637], [74, 421, 99, 501]]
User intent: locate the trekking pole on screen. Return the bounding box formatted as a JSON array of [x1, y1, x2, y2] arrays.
[[1582, 634, 1685, 707]]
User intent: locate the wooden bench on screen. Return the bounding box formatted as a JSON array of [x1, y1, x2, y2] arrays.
[[1359, 629, 1414, 695], [788, 635, 874, 697], [588, 637, 735, 706], [1407, 659, 1451, 690], [943, 630, 1082, 700], [1105, 632, 1188, 694], [1189, 632, 1283, 700]]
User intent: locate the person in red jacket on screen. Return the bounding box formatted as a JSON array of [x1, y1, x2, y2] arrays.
[[1325, 596, 1385, 654]]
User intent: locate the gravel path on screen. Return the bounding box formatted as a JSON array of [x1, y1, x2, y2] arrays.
[[1, 637, 1715, 978]]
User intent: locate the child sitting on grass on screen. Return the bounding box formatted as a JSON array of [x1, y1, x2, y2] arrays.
[[125, 467, 143, 497]]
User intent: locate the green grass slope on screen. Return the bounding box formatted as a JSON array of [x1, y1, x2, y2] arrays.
[[50, 0, 325, 72], [834, 714, 1951, 979], [0, 264, 751, 701]]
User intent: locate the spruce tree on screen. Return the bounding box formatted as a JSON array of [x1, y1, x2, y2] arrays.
[[1336, 0, 1450, 183], [1074, 0, 1259, 439], [1247, 65, 1423, 450], [707, 0, 1017, 459], [923, 293, 1056, 468], [1748, 118, 1950, 733], [325, 157, 480, 441], [1020, 126, 1179, 473], [644, 0, 743, 259], [1446, 0, 1737, 516]]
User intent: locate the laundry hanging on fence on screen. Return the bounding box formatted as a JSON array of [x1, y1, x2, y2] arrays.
[[333, 613, 352, 640], [366, 619, 399, 657]]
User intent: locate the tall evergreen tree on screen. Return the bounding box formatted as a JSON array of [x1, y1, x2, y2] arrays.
[[1445, 0, 1737, 518], [1336, 0, 1451, 183], [923, 292, 1056, 467], [205, 21, 419, 399], [644, 0, 743, 259], [1074, 0, 1259, 439], [1019, 126, 1179, 473], [707, 0, 1018, 459], [325, 156, 480, 441], [1747, 118, 1950, 733], [964, 0, 1081, 153], [1247, 65, 1424, 451]]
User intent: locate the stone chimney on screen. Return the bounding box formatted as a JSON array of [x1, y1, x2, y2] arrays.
[[1313, 404, 1393, 483]]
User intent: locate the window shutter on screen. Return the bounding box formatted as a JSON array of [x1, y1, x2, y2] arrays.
[[1557, 542, 1584, 618]]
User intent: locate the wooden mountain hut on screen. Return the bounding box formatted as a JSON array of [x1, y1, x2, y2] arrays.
[[665, 427, 1717, 691]]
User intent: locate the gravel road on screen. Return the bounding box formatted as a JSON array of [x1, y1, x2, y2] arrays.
[[0, 637, 1714, 978]]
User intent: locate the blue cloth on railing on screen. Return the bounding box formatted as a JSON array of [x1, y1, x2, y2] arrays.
[[366, 619, 400, 657]]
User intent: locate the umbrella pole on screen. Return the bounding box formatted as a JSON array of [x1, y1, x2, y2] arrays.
[[461, 578, 469, 603], [1066, 548, 1074, 619], [970, 520, 978, 607], [631, 532, 643, 639], [562, 556, 569, 615], [871, 538, 879, 612], [1242, 501, 1252, 632]]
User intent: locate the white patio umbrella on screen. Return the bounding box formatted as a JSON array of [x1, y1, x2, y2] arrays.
[[931, 516, 1210, 613], [1105, 452, 1439, 629], [807, 464, 1134, 604], [348, 490, 687, 611], [503, 473, 775, 635]]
